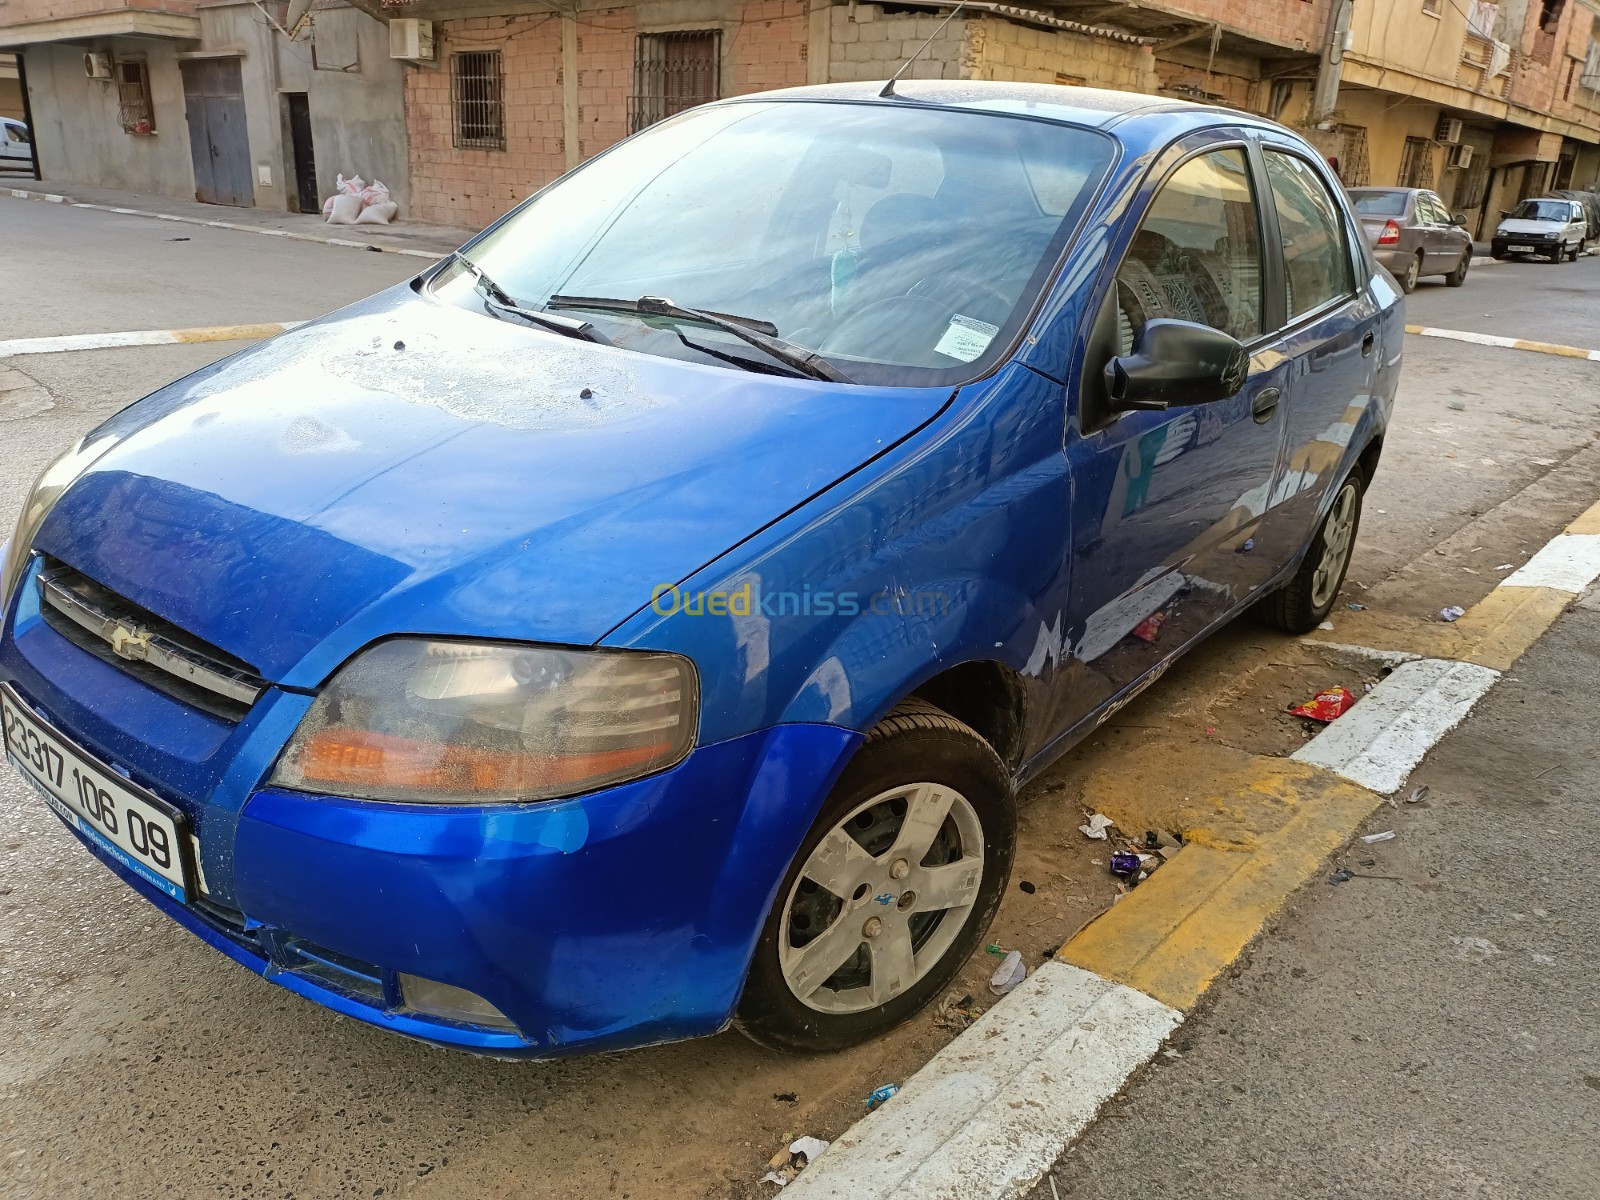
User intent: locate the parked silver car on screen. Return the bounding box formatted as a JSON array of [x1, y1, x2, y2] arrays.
[[1348, 186, 1473, 292]]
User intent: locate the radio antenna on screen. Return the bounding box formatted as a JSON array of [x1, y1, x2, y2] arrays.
[[880, 1, 968, 98]]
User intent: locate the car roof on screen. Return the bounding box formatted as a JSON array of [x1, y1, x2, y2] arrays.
[[730, 80, 1287, 136]]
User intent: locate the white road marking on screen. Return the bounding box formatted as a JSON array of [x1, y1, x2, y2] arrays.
[[784, 961, 1181, 1200], [1291, 658, 1500, 794], [1500, 533, 1600, 592], [0, 323, 304, 357], [1405, 324, 1600, 361]]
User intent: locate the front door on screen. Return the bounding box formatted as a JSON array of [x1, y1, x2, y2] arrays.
[[286, 93, 318, 214], [180, 58, 254, 208], [1048, 141, 1293, 737]]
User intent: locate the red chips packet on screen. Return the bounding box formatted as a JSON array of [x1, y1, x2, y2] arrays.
[[1290, 686, 1356, 722]]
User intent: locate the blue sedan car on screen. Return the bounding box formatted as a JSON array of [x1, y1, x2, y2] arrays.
[[0, 83, 1401, 1057]]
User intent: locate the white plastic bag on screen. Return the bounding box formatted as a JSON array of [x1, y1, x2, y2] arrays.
[[354, 200, 398, 225], [325, 192, 363, 225]]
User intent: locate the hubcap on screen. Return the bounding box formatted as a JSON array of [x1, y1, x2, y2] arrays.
[[778, 783, 985, 1014], [1311, 482, 1358, 610], [1405, 257, 1420, 288]]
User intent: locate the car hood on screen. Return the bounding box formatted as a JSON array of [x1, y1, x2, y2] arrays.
[[1497, 218, 1564, 235], [37, 286, 951, 686]]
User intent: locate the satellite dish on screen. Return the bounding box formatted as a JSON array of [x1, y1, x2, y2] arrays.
[[285, 0, 313, 37]]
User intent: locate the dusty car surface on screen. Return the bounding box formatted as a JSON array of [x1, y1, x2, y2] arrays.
[[1, 82, 1403, 1059], [1491, 197, 1589, 262], [1348, 186, 1473, 292]]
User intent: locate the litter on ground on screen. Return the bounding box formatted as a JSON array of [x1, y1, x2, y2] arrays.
[[989, 949, 1027, 996], [1079, 813, 1115, 840], [1361, 830, 1396, 843], [1290, 686, 1357, 722], [761, 1137, 831, 1187], [866, 1084, 900, 1110], [1440, 605, 1466, 622]]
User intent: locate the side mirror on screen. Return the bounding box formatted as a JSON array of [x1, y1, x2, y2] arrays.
[[1104, 319, 1249, 412]]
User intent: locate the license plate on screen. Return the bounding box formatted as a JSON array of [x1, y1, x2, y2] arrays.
[[2, 684, 191, 902], [1509, 244, 1534, 252]]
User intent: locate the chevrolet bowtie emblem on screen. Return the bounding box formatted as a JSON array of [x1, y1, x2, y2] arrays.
[[108, 621, 153, 663]]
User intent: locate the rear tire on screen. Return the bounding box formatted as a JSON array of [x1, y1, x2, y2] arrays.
[[735, 700, 1015, 1053], [1445, 251, 1470, 287], [1399, 252, 1422, 293], [1253, 471, 1364, 634]]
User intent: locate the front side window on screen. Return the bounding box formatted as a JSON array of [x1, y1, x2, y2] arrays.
[[6, 121, 31, 145], [436, 102, 1115, 386], [1265, 151, 1355, 320], [1114, 147, 1264, 354]]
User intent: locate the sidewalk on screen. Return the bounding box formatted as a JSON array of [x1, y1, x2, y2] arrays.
[[1027, 593, 1600, 1200], [5, 179, 476, 260]]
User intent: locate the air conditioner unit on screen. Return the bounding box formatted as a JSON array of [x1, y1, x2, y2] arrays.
[[389, 18, 434, 62], [1448, 143, 1475, 169], [83, 52, 113, 81], [1436, 116, 1464, 144]]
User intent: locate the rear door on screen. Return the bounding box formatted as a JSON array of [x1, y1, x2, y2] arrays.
[[1418, 192, 1455, 270], [1257, 145, 1379, 554]]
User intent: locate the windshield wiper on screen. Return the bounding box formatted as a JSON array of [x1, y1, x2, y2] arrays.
[[452, 255, 612, 346], [547, 294, 851, 384]]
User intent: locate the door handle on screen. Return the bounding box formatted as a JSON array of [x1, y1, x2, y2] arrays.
[[1361, 331, 1375, 357], [1252, 386, 1281, 424]]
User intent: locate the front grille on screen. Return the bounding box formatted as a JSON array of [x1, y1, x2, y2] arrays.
[[36, 559, 267, 721]]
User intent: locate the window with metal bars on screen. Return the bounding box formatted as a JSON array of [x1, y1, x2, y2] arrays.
[[631, 30, 721, 133], [116, 60, 155, 135], [1397, 136, 1435, 188], [1333, 124, 1371, 186], [451, 50, 504, 151]]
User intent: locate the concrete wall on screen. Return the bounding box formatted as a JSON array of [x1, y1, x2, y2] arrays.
[[966, 15, 1157, 92], [23, 37, 194, 195], [1, 54, 22, 120], [272, 3, 411, 210]]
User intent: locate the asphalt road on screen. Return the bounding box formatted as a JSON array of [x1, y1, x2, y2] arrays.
[[1, 196, 1598, 1199], [1029, 594, 1600, 1200]]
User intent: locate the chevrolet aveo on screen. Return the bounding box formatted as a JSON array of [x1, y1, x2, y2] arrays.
[[1, 83, 1402, 1058]]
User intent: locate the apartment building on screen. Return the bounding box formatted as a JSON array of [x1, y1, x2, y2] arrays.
[[6, 0, 1599, 233]]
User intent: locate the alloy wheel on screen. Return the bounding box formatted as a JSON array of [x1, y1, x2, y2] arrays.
[[1311, 482, 1359, 611], [778, 782, 984, 1014]]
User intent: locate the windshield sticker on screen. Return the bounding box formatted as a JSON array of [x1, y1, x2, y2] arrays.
[[935, 314, 1000, 363]]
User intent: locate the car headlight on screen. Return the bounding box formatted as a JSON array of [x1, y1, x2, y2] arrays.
[[270, 638, 698, 804], [1, 434, 120, 611]]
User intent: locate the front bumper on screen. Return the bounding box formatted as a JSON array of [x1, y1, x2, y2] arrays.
[[1491, 236, 1557, 256], [2, 554, 860, 1057]]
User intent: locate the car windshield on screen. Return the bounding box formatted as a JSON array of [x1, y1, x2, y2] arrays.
[[1511, 200, 1571, 221], [1351, 190, 1408, 217], [431, 100, 1115, 386]]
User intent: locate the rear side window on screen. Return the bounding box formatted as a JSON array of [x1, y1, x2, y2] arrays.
[[1115, 147, 1264, 352], [1265, 151, 1354, 320]]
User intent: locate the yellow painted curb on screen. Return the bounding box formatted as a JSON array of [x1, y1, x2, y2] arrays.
[[1449, 585, 1573, 672], [1566, 497, 1600, 536], [171, 323, 293, 344], [1059, 761, 1380, 1011], [1513, 338, 1594, 360]]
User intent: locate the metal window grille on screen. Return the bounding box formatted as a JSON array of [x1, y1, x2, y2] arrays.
[[1334, 124, 1371, 187], [1398, 136, 1435, 188], [1460, 151, 1490, 208], [116, 60, 155, 134], [452, 50, 504, 151], [630, 30, 721, 133]]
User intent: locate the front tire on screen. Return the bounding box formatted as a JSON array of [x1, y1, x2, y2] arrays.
[[736, 700, 1015, 1053], [1254, 470, 1364, 634]]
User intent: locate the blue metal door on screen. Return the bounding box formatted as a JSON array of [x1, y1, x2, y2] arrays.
[[180, 58, 254, 208]]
